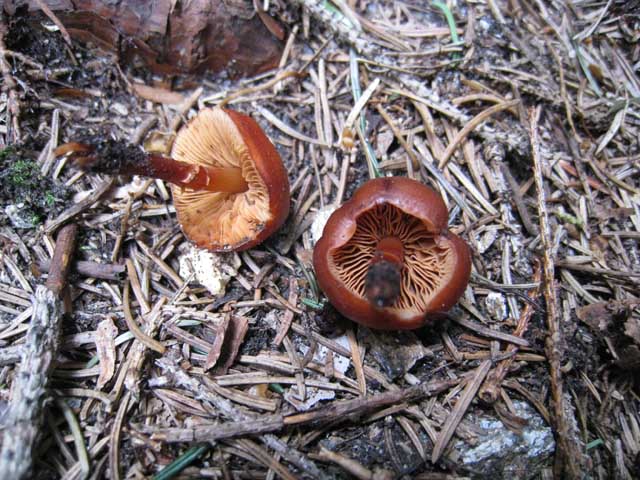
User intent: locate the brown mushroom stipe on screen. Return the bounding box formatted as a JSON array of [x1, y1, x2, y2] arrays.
[[57, 108, 290, 252], [313, 177, 471, 330], [56, 141, 250, 194]]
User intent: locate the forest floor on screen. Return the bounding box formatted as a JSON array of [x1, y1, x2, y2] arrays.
[[0, 1, 639, 479]]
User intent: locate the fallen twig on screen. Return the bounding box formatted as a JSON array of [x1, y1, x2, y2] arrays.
[[530, 106, 586, 479], [150, 377, 455, 443], [0, 223, 78, 479]]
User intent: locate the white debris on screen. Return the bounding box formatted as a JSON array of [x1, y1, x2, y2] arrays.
[[485, 292, 508, 321], [299, 333, 351, 375], [178, 245, 241, 296], [5, 203, 36, 229], [476, 226, 498, 254], [310, 205, 338, 244], [284, 386, 336, 411], [447, 401, 555, 478]]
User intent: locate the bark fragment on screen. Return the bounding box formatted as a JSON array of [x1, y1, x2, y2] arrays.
[[4, 0, 284, 77]]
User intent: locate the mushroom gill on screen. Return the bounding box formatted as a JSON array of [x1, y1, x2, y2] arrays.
[[328, 203, 456, 313], [171, 108, 271, 248]]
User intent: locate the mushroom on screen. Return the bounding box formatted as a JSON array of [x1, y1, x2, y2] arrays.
[[58, 108, 290, 251], [313, 177, 471, 330]]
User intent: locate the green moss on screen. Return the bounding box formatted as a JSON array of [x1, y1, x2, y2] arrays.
[[44, 191, 56, 207], [0, 146, 69, 229], [0, 146, 15, 161], [7, 159, 41, 188]]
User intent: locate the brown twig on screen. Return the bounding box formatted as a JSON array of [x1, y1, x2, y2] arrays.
[[438, 100, 519, 168], [38, 258, 125, 281], [151, 378, 455, 443], [530, 106, 586, 479]]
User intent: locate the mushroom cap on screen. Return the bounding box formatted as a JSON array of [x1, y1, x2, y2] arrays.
[[171, 108, 289, 251], [313, 177, 471, 330]]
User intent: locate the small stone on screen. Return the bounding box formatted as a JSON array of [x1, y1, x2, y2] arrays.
[[445, 401, 554, 479]]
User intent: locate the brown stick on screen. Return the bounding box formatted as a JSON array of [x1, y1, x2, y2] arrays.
[[0, 223, 78, 479], [38, 259, 125, 281], [530, 107, 586, 479], [150, 378, 455, 443], [45, 224, 79, 295]]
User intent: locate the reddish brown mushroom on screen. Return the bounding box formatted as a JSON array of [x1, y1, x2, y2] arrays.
[[170, 108, 289, 251], [313, 177, 471, 330], [58, 108, 290, 251]]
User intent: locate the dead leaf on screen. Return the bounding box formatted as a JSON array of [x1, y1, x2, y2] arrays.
[[576, 301, 632, 332]]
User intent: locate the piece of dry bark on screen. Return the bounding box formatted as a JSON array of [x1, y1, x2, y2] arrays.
[[4, 0, 284, 78], [212, 315, 250, 375], [95, 316, 118, 389], [205, 313, 231, 371]]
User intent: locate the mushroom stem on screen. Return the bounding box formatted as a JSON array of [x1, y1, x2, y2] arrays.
[[364, 237, 404, 308], [56, 141, 249, 194], [136, 154, 249, 193]]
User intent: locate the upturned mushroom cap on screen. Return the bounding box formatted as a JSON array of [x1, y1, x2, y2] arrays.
[[313, 177, 471, 330], [171, 108, 289, 251]]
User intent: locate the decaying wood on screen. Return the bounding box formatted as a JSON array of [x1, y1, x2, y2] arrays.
[[0, 223, 77, 480], [3, 0, 283, 77]]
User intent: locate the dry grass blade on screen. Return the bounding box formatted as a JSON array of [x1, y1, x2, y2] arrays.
[[258, 107, 329, 146], [431, 359, 491, 463], [123, 261, 165, 354], [449, 315, 530, 347], [273, 277, 299, 346], [109, 392, 130, 480], [44, 180, 114, 234], [438, 100, 519, 168]]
